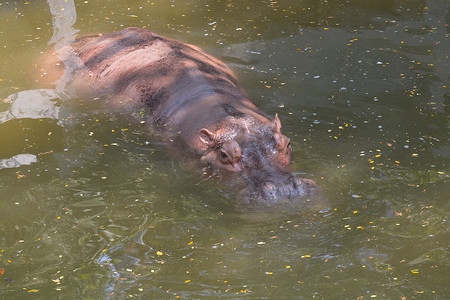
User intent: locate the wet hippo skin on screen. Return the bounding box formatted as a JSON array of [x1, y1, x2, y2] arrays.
[[38, 27, 321, 204]]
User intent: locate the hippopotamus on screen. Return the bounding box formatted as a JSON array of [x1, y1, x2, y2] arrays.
[[37, 27, 320, 204]]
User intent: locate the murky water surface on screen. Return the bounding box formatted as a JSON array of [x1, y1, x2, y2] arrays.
[[0, 0, 448, 299]]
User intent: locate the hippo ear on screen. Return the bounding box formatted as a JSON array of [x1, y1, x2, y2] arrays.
[[199, 128, 217, 148], [273, 113, 282, 132]]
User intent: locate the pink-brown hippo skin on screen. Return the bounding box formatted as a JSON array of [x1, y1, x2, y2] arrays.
[[37, 27, 320, 204]]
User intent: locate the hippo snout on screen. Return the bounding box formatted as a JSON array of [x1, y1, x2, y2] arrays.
[[261, 177, 318, 201], [237, 176, 321, 204]]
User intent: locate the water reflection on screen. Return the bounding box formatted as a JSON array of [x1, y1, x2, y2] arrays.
[[0, 153, 37, 170], [0, 89, 60, 124], [48, 0, 79, 45], [0, 0, 78, 168]]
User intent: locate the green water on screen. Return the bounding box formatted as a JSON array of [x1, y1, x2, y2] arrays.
[[0, 0, 448, 299]]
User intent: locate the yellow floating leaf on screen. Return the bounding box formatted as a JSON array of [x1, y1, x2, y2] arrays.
[[156, 251, 163, 256]]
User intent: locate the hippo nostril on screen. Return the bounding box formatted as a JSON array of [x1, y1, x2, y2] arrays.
[[288, 177, 307, 197], [265, 182, 276, 190], [289, 177, 302, 188], [262, 182, 279, 200]]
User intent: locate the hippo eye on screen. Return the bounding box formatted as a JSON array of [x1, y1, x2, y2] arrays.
[[220, 151, 229, 162]]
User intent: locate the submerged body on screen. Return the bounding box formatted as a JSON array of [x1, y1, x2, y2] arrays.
[[38, 27, 320, 204]]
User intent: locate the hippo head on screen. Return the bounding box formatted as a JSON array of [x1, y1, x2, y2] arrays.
[[198, 112, 320, 204]]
